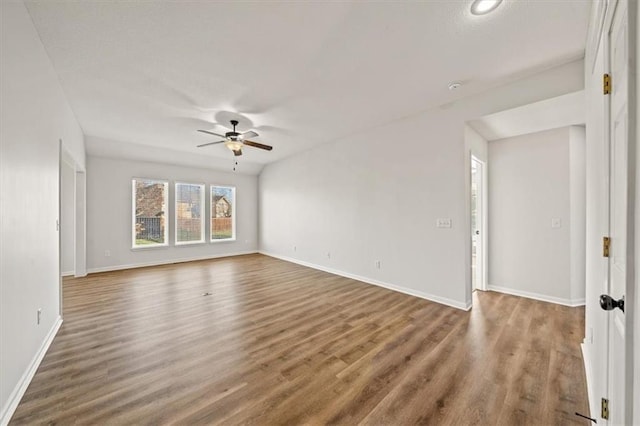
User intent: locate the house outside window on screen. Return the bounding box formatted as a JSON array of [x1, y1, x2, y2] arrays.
[[132, 178, 168, 247], [211, 185, 235, 241], [175, 182, 205, 245]]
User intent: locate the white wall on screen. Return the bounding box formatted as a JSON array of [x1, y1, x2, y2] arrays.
[[569, 126, 587, 304], [60, 158, 75, 275], [468, 90, 585, 142], [259, 59, 585, 310], [0, 1, 86, 422], [465, 125, 488, 163], [488, 127, 578, 304], [86, 155, 258, 272]]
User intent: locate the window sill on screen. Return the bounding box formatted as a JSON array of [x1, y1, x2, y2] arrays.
[[210, 238, 236, 244], [131, 244, 169, 251], [175, 241, 206, 247]]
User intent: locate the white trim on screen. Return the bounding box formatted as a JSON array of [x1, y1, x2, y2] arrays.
[[260, 251, 471, 311], [131, 243, 169, 249], [581, 341, 597, 420], [0, 317, 62, 426], [487, 284, 586, 307], [130, 244, 170, 252], [87, 250, 258, 274], [174, 241, 207, 247], [210, 239, 238, 244], [61, 271, 75, 277]]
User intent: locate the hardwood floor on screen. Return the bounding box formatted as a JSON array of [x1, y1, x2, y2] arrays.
[[10, 254, 590, 425]]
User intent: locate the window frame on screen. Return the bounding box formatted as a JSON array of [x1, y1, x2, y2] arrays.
[[174, 182, 206, 246], [132, 178, 169, 249], [210, 185, 236, 243]]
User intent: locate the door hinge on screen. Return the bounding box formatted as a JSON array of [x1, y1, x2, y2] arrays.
[[603, 73, 611, 94], [601, 397, 609, 420], [603, 236, 610, 257]]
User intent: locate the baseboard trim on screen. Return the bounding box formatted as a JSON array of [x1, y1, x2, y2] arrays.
[[487, 284, 585, 307], [87, 250, 259, 274], [581, 342, 596, 420], [61, 271, 74, 277], [0, 316, 62, 426], [260, 251, 471, 311]]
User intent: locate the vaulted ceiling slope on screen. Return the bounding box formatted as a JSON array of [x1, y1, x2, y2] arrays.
[[25, 1, 590, 169]]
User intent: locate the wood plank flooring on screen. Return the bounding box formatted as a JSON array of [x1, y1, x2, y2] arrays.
[[10, 254, 590, 425]]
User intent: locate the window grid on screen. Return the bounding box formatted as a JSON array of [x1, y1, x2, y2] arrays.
[[175, 182, 205, 245]]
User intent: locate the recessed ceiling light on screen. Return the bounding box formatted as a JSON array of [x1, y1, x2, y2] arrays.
[[470, 0, 502, 15], [448, 82, 462, 91]]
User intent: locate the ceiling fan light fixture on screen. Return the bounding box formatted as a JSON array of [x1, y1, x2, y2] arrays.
[[225, 140, 243, 152], [470, 0, 502, 15]]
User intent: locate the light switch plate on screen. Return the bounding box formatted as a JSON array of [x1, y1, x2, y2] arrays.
[[437, 218, 452, 228], [551, 218, 562, 229]]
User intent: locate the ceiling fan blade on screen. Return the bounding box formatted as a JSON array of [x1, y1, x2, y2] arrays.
[[197, 140, 225, 147], [243, 140, 273, 151], [241, 130, 259, 139], [233, 149, 243, 156], [197, 129, 226, 138]]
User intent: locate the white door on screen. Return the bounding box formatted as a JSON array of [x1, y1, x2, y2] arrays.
[[471, 157, 485, 291], [603, 0, 631, 423]]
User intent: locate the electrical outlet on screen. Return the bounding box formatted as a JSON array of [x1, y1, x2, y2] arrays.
[[551, 218, 562, 229], [327, 252, 331, 259], [104, 250, 111, 257], [37, 308, 42, 325], [375, 260, 381, 269], [293, 245, 297, 252]]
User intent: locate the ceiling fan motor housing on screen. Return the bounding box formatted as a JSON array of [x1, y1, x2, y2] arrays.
[[227, 120, 241, 140]]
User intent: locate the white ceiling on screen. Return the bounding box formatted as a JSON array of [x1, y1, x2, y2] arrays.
[[468, 90, 586, 141], [25, 1, 591, 170]]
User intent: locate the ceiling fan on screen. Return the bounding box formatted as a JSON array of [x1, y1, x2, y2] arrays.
[[197, 120, 273, 156]]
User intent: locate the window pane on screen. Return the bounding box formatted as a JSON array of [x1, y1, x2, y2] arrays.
[[133, 179, 168, 247], [176, 183, 204, 244], [211, 186, 235, 241]]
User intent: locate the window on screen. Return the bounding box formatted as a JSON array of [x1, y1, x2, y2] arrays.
[[175, 183, 205, 245], [210, 185, 235, 241], [132, 179, 168, 247]]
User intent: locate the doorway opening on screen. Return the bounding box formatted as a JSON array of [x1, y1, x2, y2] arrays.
[[59, 142, 87, 318], [471, 155, 486, 292]]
